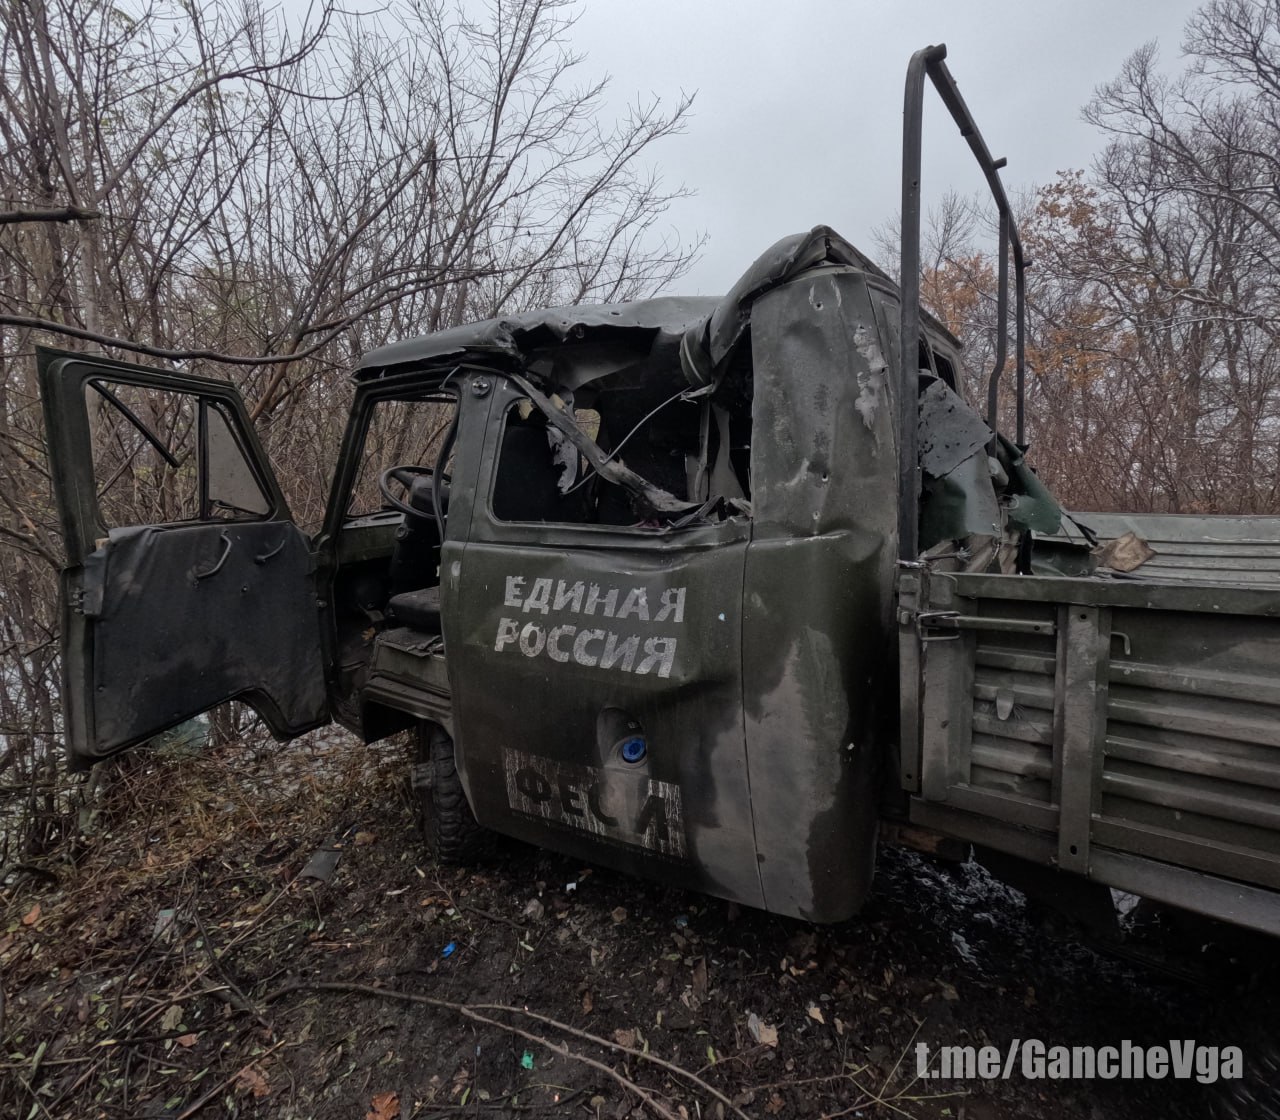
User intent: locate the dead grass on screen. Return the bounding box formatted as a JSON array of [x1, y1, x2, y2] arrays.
[[0, 731, 406, 1119], [0, 730, 1217, 1120]]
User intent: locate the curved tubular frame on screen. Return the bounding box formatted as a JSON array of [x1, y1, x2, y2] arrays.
[[898, 43, 1028, 562]]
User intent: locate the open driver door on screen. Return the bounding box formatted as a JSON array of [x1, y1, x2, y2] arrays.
[[38, 347, 330, 769]]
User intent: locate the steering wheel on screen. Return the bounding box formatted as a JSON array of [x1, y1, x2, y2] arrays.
[[378, 464, 449, 518]]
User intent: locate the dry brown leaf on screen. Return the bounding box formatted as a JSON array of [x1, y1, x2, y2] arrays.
[[691, 958, 708, 999], [764, 1092, 785, 1115], [21, 902, 41, 927], [613, 1028, 636, 1048], [235, 1066, 270, 1099], [366, 1090, 400, 1120], [747, 1013, 778, 1048], [581, 990, 593, 1014], [176, 1033, 199, 1048], [807, 1004, 825, 1024]]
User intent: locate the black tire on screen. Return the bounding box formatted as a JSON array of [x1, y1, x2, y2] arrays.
[[411, 722, 492, 864]]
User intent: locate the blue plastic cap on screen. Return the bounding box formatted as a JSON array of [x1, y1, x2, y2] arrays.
[[620, 736, 647, 763]]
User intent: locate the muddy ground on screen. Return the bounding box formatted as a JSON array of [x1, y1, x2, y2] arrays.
[[1, 733, 1275, 1120]]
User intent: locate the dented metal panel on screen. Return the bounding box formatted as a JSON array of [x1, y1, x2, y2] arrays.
[[357, 297, 719, 377], [742, 269, 899, 920], [445, 523, 763, 908], [917, 377, 990, 478], [38, 348, 329, 768], [432, 258, 912, 921], [353, 228, 1017, 922]]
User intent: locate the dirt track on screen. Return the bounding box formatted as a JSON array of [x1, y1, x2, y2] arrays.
[[1, 735, 1273, 1119]]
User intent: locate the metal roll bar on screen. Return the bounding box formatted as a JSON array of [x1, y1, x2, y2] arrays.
[[898, 43, 1028, 562]]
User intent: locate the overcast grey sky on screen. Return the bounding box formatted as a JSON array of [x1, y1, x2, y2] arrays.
[[572, 0, 1206, 295]]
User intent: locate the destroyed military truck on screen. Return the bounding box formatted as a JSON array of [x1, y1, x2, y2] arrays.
[[36, 47, 1280, 936]]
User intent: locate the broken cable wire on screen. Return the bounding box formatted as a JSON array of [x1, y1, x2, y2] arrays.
[[561, 381, 715, 499]]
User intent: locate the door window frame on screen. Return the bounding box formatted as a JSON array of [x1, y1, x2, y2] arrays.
[[41, 352, 290, 565], [317, 369, 468, 549], [470, 378, 750, 553]]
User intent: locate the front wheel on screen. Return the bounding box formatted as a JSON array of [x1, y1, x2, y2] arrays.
[[411, 722, 492, 864]]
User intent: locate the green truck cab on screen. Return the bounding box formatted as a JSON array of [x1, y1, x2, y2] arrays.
[[37, 48, 1280, 936]]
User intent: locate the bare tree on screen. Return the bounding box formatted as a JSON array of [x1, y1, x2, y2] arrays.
[[1033, 0, 1280, 513], [0, 0, 699, 857], [879, 2, 1280, 518]]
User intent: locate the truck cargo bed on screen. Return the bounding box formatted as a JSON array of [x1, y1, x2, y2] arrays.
[[899, 560, 1280, 935]]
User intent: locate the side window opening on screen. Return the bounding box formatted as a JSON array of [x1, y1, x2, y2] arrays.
[[492, 401, 597, 523], [930, 349, 959, 393], [86, 380, 270, 528], [919, 334, 962, 395], [917, 337, 936, 378], [490, 380, 744, 528], [333, 392, 459, 632], [346, 393, 458, 520]]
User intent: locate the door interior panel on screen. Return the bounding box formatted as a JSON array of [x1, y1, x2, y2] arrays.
[[81, 522, 329, 758]]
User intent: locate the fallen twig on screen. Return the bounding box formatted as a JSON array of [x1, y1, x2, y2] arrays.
[[0, 861, 59, 884], [467, 997, 750, 1120], [464, 904, 526, 932], [265, 980, 719, 1120], [14, 1072, 57, 1120], [175, 1039, 286, 1120], [40, 1054, 106, 1118], [192, 909, 273, 1032]]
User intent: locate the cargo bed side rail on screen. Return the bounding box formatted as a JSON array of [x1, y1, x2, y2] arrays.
[[903, 571, 1280, 936]]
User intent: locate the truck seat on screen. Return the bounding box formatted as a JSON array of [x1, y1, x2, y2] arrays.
[[386, 584, 441, 631]]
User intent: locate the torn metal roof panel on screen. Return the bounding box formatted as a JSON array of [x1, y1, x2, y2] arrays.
[[355, 226, 958, 383], [356, 296, 719, 378]]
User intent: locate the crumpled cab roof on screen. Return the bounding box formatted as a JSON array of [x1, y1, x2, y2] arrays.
[[355, 226, 958, 381], [355, 225, 1040, 544]]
